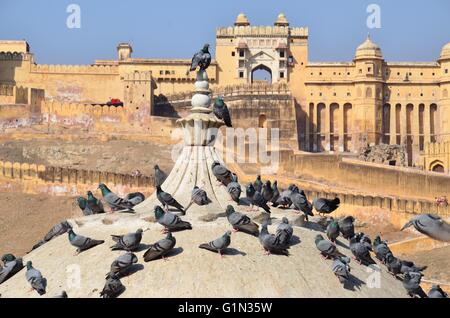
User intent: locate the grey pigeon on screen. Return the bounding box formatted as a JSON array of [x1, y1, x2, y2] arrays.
[[259, 222, 289, 256], [290, 192, 313, 220], [399, 259, 427, 274], [315, 234, 345, 259], [186, 43, 211, 74], [86, 190, 105, 214], [67, 229, 104, 254], [154, 205, 192, 232], [107, 252, 138, 278], [0, 254, 23, 284], [428, 285, 448, 298], [332, 256, 351, 284], [403, 272, 427, 298], [385, 253, 402, 276], [276, 217, 293, 245], [261, 180, 274, 202], [143, 232, 176, 262], [211, 161, 233, 186], [326, 218, 340, 243], [199, 231, 232, 257], [110, 229, 143, 251], [156, 185, 185, 214], [225, 205, 259, 236], [373, 239, 391, 263], [213, 96, 232, 127], [401, 213, 450, 242], [355, 233, 373, 251], [313, 197, 340, 215], [100, 274, 125, 298], [246, 183, 271, 213], [349, 236, 375, 265], [77, 197, 93, 216], [270, 181, 280, 206], [53, 291, 68, 298], [32, 220, 73, 250], [25, 261, 46, 295], [253, 175, 263, 193], [227, 173, 242, 204], [154, 164, 167, 187], [191, 186, 209, 206], [98, 183, 134, 212], [338, 216, 355, 240], [125, 192, 145, 205], [275, 189, 293, 207]]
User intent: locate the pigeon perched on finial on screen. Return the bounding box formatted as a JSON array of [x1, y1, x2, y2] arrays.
[[332, 256, 351, 285], [313, 197, 340, 216], [403, 272, 427, 298], [154, 164, 167, 187], [107, 252, 138, 278], [428, 285, 448, 298], [143, 232, 176, 262], [186, 43, 211, 75], [25, 261, 46, 295], [100, 274, 125, 298], [226, 173, 242, 204], [259, 222, 289, 256], [276, 217, 293, 245], [246, 183, 271, 214], [0, 254, 23, 284], [110, 229, 143, 251], [211, 161, 233, 186], [67, 229, 104, 254], [225, 205, 259, 236], [401, 214, 450, 242], [315, 234, 345, 259], [213, 96, 232, 127], [199, 231, 232, 258], [156, 186, 186, 214], [154, 205, 192, 233], [98, 183, 135, 212], [326, 218, 340, 243]]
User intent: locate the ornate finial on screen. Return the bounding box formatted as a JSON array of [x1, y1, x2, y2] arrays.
[[367, 32, 371, 40]]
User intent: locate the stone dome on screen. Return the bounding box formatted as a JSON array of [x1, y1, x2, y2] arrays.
[[274, 13, 289, 26], [234, 13, 250, 26], [439, 42, 450, 61], [355, 36, 383, 60]]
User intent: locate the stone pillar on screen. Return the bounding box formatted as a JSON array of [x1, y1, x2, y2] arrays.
[[424, 104, 431, 144], [412, 104, 420, 164], [400, 104, 407, 145], [312, 104, 318, 152], [324, 103, 330, 151], [304, 104, 310, 151], [338, 104, 345, 152], [389, 104, 396, 145]]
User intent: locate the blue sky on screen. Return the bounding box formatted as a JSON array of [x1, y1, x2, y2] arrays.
[[0, 0, 449, 64]]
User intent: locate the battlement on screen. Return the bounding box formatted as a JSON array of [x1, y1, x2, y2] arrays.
[[42, 100, 126, 117], [30, 63, 119, 74], [0, 51, 31, 61], [122, 71, 152, 81], [216, 26, 308, 38]]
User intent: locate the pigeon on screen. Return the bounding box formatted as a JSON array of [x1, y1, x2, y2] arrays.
[[275, 188, 294, 208], [53, 291, 68, 298], [385, 252, 402, 276], [261, 180, 274, 202], [290, 192, 313, 220], [332, 256, 351, 285], [428, 285, 448, 298], [270, 181, 280, 206], [226, 174, 242, 204], [100, 274, 125, 298], [107, 252, 138, 278], [276, 217, 293, 245], [246, 183, 271, 213], [313, 197, 340, 216], [191, 186, 209, 206], [154, 205, 192, 233], [213, 96, 232, 127], [0, 254, 23, 284], [399, 259, 427, 274], [253, 175, 263, 193], [143, 232, 177, 262], [199, 231, 232, 257], [401, 213, 450, 242], [403, 272, 427, 298], [326, 218, 340, 243], [31, 220, 73, 251], [25, 261, 46, 295], [349, 236, 375, 265], [225, 205, 259, 236], [355, 233, 373, 251], [259, 222, 289, 256], [186, 43, 211, 74], [77, 197, 93, 216], [67, 229, 104, 254], [315, 234, 345, 259], [373, 237, 391, 263], [110, 229, 143, 251], [338, 216, 355, 240], [98, 183, 134, 212], [154, 164, 167, 187], [125, 192, 145, 205], [156, 185, 185, 214], [211, 161, 233, 186], [87, 190, 105, 213]]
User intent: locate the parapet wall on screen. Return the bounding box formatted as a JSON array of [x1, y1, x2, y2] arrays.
[[30, 63, 119, 75], [216, 25, 308, 37]]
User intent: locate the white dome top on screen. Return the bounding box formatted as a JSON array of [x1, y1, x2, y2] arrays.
[[355, 36, 383, 59], [235, 13, 250, 26], [439, 42, 450, 61]]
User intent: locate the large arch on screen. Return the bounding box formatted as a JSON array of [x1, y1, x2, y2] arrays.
[[343, 103, 353, 152], [382, 103, 391, 144], [430, 160, 445, 173], [251, 64, 272, 84]]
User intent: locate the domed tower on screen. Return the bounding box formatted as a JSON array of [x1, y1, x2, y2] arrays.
[[438, 42, 450, 143], [274, 13, 289, 27], [234, 13, 250, 26], [353, 35, 385, 148]]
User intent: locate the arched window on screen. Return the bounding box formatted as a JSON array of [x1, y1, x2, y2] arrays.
[[258, 114, 267, 128], [366, 87, 373, 98], [251, 64, 272, 84]]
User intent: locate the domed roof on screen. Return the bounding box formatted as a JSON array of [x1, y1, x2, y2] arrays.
[[274, 13, 289, 26], [234, 13, 250, 26], [355, 35, 383, 59], [439, 42, 450, 61]]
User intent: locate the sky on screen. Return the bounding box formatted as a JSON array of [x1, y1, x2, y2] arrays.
[[0, 0, 449, 64]]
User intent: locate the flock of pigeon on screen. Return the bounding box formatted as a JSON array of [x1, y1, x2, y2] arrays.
[[1, 161, 449, 298]]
